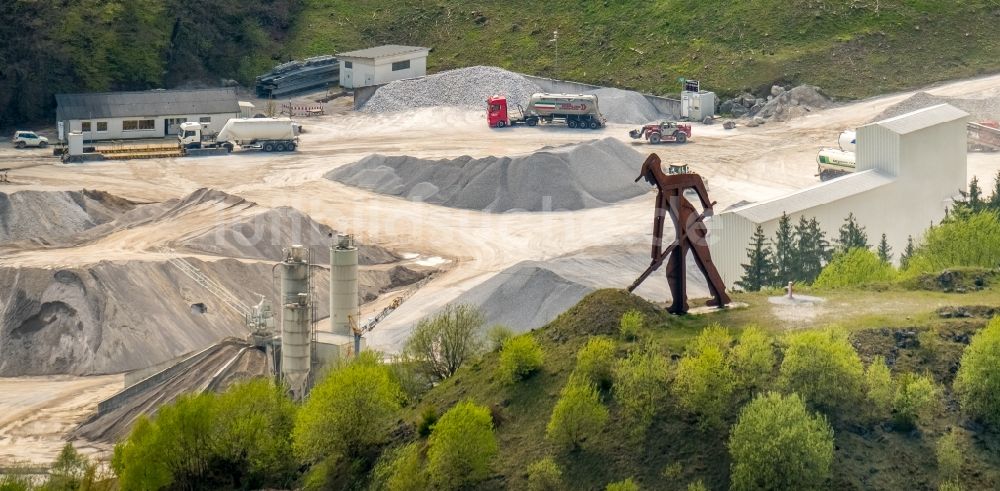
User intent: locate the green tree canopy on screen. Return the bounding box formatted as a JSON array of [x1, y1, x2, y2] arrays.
[[779, 330, 864, 414], [954, 317, 1000, 427], [427, 401, 498, 489], [814, 247, 897, 288], [404, 304, 485, 382]]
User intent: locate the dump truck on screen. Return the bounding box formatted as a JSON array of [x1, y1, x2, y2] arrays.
[[487, 93, 605, 129], [178, 118, 299, 152], [629, 121, 692, 144]]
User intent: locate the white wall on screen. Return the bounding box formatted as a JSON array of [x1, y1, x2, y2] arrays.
[[340, 54, 427, 88], [68, 112, 238, 141]]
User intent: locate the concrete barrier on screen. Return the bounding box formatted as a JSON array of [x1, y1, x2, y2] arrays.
[[352, 84, 384, 109], [96, 344, 218, 415]]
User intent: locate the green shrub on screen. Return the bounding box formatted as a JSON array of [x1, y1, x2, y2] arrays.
[[779, 330, 864, 414], [0, 470, 34, 491], [936, 431, 963, 484], [729, 326, 776, 395], [814, 248, 896, 288], [673, 344, 735, 430], [863, 356, 895, 420], [892, 373, 939, 430], [417, 406, 438, 438], [613, 347, 670, 437], [687, 480, 708, 491], [661, 462, 682, 479], [939, 481, 964, 491], [729, 392, 834, 491], [954, 317, 1000, 427], [486, 324, 515, 352], [574, 337, 617, 390], [619, 310, 644, 340], [370, 443, 428, 491], [427, 401, 498, 489], [498, 335, 545, 383], [688, 324, 733, 356], [404, 304, 485, 382], [918, 330, 943, 363], [904, 211, 1000, 274], [546, 379, 608, 450], [606, 478, 640, 491], [294, 352, 403, 463], [526, 456, 563, 491]]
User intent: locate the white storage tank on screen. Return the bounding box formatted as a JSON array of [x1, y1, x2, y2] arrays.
[[330, 234, 359, 337], [839, 130, 857, 152], [280, 245, 311, 399]]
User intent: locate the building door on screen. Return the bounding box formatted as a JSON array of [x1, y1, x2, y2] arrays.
[[164, 118, 187, 136]]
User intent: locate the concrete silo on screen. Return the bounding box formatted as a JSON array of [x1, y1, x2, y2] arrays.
[[330, 234, 359, 337], [280, 245, 311, 399]]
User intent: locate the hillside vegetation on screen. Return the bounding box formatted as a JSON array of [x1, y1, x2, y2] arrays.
[[288, 0, 1000, 98], [4, 1, 1000, 126]]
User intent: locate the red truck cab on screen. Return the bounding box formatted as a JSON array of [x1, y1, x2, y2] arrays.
[[487, 96, 510, 128]]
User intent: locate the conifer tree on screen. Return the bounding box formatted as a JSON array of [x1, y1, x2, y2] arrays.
[[953, 176, 985, 218], [737, 225, 775, 292], [772, 213, 796, 285], [877, 233, 892, 263], [837, 213, 869, 251], [988, 171, 1000, 213], [795, 217, 829, 284], [900, 235, 916, 270]]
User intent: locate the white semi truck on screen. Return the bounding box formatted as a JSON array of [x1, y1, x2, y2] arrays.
[[179, 118, 300, 153]]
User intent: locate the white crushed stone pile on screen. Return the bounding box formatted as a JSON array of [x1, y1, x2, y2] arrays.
[[362, 66, 540, 113], [585, 87, 664, 124], [0, 190, 135, 245], [179, 205, 399, 265], [326, 137, 649, 212], [754, 85, 833, 122], [873, 92, 1000, 122]]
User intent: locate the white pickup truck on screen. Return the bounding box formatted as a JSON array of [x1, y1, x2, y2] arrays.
[[12, 131, 48, 149]]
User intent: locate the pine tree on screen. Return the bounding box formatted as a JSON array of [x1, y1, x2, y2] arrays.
[[877, 233, 892, 263], [773, 213, 796, 285], [737, 225, 776, 292], [953, 176, 986, 218], [988, 171, 1000, 213], [795, 217, 829, 284], [837, 213, 869, 251], [900, 235, 916, 270]]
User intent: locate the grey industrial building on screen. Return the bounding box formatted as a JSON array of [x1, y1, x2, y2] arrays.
[[55, 88, 240, 142]]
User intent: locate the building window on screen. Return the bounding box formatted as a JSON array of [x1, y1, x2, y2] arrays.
[[391, 60, 410, 71], [96, 122, 108, 132], [199, 117, 211, 123], [123, 119, 155, 131], [344, 61, 353, 69], [81, 122, 91, 132]]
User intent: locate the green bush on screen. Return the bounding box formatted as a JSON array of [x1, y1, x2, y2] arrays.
[[939, 481, 964, 491], [487, 324, 515, 352], [904, 211, 1000, 274], [526, 456, 563, 491], [294, 352, 403, 463], [404, 304, 485, 382], [427, 401, 498, 489], [936, 431, 963, 484], [918, 330, 943, 363], [417, 406, 438, 438], [370, 443, 428, 491], [606, 478, 640, 491], [688, 324, 733, 356], [814, 248, 896, 288], [574, 337, 617, 390], [687, 480, 708, 491], [779, 330, 864, 414], [673, 344, 735, 430], [892, 373, 939, 430], [729, 326, 776, 395], [729, 392, 834, 491], [613, 347, 670, 437], [619, 310, 644, 340], [954, 317, 1000, 427], [498, 335, 545, 383], [546, 379, 608, 450], [863, 356, 895, 420]]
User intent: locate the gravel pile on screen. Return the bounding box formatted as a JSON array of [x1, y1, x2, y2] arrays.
[[362, 66, 541, 113], [721, 85, 833, 123], [872, 92, 1000, 122], [326, 137, 649, 212], [586, 87, 664, 124], [0, 190, 135, 245]]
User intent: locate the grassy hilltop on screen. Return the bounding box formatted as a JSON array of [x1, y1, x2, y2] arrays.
[[286, 0, 1000, 98]]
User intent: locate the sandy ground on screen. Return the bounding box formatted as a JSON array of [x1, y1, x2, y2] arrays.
[[1, 73, 999, 465]]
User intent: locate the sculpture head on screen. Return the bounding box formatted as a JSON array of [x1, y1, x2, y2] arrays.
[[635, 153, 662, 185]]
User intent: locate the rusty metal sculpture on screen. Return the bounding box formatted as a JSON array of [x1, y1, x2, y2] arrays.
[[628, 153, 731, 314]]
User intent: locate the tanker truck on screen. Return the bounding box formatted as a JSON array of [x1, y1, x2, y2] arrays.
[[487, 93, 606, 129], [178, 118, 300, 153]]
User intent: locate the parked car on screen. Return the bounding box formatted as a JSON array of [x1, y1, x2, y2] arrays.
[[12, 131, 48, 149]]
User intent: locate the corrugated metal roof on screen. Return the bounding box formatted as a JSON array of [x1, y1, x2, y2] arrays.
[[56, 88, 238, 121], [336, 45, 428, 61], [875, 103, 969, 135], [729, 169, 895, 223]]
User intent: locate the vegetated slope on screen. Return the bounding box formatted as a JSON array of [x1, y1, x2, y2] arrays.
[[327, 138, 649, 212], [287, 1, 1000, 100], [399, 288, 1000, 490]]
